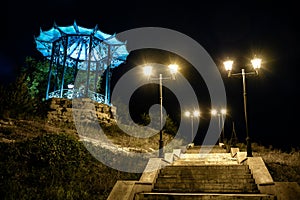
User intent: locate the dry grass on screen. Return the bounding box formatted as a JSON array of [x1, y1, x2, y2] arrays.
[[1, 118, 299, 186], [239, 143, 300, 184]]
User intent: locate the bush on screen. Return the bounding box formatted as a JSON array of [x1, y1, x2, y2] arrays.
[[0, 74, 38, 119], [0, 133, 141, 200]]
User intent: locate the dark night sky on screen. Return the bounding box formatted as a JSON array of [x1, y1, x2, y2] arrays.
[[0, 0, 299, 149]]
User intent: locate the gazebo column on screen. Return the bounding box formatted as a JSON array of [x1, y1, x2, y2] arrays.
[[85, 35, 93, 97], [46, 44, 55, 100], [60, 36, 68, 98], [74, 41, 84, 85], [94, 62, 100, 92], [54, 43, 61, 92], [105, 45, 111, 105]]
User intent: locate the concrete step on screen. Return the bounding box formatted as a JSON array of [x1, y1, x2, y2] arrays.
[[154, 164, 259, 194], [153, 183, 259, 193], [185, 145, 227, 154], [135, 192, 276, 200], [159, 165, 251, 175], [156, 177, 255, 184], [158, 174, 254, 180], [163, 165, 249, 170], [179, 153, 233, 159], [177, 153, 238, 165]]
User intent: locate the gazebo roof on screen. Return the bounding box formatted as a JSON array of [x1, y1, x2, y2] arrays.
[[34, 21, 128, 70]]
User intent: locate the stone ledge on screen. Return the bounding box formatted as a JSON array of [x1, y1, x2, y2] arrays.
[[236, 152, 248, 164], [107, 180, 136, 200], [108, 158, 168, 200], [246, 157, 274, 185]]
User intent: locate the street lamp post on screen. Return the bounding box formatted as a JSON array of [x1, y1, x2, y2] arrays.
[[185, 110, 200, 142], [211, 108, 226, 144], [223, 57, 262, 157], [220, 108, 227, 143], [143, 64, 178, 158]]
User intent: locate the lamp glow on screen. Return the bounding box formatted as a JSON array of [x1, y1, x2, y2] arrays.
[[193, 110, 200, 117], [223, 60, 234, 71], [211, 109, 217, 116], [221, 109, 227, 115], [168, 64, 178, 74], [143, 66, 152, 76], [67, 84, 74, 89], [251, 58, 262, 69], [185, 111, 191, 117]]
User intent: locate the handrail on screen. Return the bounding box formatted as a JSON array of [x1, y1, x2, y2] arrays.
[[48, 89, 105, 103]]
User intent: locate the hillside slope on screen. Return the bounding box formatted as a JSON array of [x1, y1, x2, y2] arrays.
[[0, 118, 299, 199]]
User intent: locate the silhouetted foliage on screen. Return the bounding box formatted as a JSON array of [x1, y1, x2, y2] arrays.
[[22, 57, 49, 101], [0, 57, 55, 119], [0, 133, 141, 199], [0, 73, 37, 119], [140, 113, 178, 136]]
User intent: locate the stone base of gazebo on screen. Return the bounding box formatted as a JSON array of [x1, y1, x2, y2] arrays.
[[46, 98, 116, 125]]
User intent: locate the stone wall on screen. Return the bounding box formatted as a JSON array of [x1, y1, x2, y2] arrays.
[[46, 98, 116, 125]]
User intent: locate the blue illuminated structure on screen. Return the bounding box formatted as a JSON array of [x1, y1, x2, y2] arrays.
[[35, 21, 128, 104]]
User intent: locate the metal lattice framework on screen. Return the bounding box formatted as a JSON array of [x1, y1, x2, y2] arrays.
[[35, 21, 128, 104]]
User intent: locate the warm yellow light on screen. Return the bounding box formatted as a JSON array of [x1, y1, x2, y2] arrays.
[[211, 109, 217, 116], [251, 58, 262, 69], [185, 111, 191, 117], [193, 110, 200, 117], [143, 65, 152, 76], [168, 64, 178, 74], [221, 109, 227, 115], [223, 60, 234, 71]]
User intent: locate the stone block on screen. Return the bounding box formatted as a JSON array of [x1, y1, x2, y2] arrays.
[[164, 153, 173, 163], [231, 147, 239, 157], [173, 149, 181, 158], [107, 180, 136, 200], [139, 158, 162, 183], [236, 151, 247, 164], [247, 157, 274, 185]]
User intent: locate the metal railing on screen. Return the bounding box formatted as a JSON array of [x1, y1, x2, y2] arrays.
[[48, 89, 105, 104]]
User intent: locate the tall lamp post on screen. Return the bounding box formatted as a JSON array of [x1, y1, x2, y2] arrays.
[[211, 108, 227, 144], [185, 110, 200, 143], [220, 108, 227, 143], [143, 64, 178, 158], [223, 57, 262, 157]]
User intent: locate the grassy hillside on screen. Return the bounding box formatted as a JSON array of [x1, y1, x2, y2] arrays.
[[0, 118, 180, 200], [0, 118, 299, 199], [251, 143, 300, 184]]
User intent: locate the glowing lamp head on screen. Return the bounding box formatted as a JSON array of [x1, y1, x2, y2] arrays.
[[223, 60, 234, 71], [193, 110, 200, 117], [143, 65, 152, 77], [211, 109, 217, 116], [251, 58, 262, 70], [168, 64, 178, 74], [67, 84, 74, 89], [221, 109, 227, 115], [168, 64, 178, 80], [185, 111, 191, 117]]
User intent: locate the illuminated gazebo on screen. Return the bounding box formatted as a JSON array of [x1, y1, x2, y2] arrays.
[[34, 21, 128, 105]]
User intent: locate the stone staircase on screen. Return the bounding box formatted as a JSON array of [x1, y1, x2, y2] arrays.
[[134, 145, 276, 200], [185, 145, 227, 154], [153, 165, 259, 193]]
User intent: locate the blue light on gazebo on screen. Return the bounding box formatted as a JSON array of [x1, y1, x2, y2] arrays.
[[34, 21, 128, 104]]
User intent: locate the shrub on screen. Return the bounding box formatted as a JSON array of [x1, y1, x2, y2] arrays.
[[0, 133, 141, 199]]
